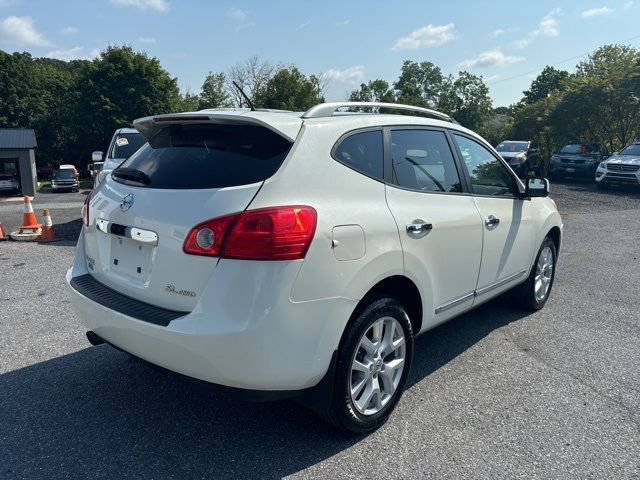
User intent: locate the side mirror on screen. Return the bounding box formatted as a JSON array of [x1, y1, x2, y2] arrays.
[[92, 151, 104, 162], [525, 177, 549, 198]]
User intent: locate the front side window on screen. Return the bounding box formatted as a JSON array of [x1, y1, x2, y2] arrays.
[[390, 129, 462, 193], [333, 130, 384, 180], [454, 134, 516, 197]]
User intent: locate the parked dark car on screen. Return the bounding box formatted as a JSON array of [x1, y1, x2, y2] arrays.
[[495, 140, 540, 177], [549, 142, 609, 180], [51, 169, 80, 192]]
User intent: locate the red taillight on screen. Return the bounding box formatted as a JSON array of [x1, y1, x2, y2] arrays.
[[183, 206, 317, 261], [82, 192, 92, 227]]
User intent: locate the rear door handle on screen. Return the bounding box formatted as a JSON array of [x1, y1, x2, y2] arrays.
[[485, 215, 500, 227], [406, 220, 433, 233]]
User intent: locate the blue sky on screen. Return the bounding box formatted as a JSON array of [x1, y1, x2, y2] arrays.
[[0, 0, 639, 107]]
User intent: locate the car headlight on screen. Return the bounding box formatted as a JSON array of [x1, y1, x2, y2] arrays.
[[597, 162, 607, 170], [515, 152, 527, 162]]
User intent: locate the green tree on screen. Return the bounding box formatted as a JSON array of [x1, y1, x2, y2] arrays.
[[253, 66, 324, 110], [394, 60, 446, 108], [349, 79, 396, 103], [522, 66, 570, 105], [75, 46, 182, 159], [199, 72, 232, 109], [444, 71, 493, 132]]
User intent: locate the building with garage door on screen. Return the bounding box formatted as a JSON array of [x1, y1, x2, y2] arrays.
[[0, 129, 37, 197]]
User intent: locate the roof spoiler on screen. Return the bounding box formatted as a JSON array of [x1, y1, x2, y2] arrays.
[[133, 111, 302, 142]]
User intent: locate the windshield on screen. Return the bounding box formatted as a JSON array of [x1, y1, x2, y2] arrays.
[[559, 143, 599, 154], [619, 143, 640, 156], [496, 142, 528, 153], [54, 170, 75, 179], [109, 133, 147, 160], [114, 124, 292, 189]]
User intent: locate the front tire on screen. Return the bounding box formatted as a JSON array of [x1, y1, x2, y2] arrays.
[[513, 237, 557, 310], [326, 297, 413, 434]]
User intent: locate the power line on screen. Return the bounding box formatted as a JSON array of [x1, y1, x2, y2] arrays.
[[487, 33, 640, 86]]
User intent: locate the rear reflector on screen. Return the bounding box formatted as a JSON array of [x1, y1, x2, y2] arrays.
[[183, 206, 317, 260]]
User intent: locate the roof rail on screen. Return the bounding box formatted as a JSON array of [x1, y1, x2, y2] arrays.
[[302, 102, 454, 123]]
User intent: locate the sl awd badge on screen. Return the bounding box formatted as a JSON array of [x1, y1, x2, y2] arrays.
[[120, 193, 134, 212]]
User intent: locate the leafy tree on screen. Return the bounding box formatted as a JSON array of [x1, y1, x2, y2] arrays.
[[74, 46, 182, 157], [199, 72, 232, 109], [180, 90, 201, 112], [443, 71, 493, 132], [253, 67, 324, 110], [394, 60, 446, 108], [349, 79, 396, 103], [522, 66, 570, 105]]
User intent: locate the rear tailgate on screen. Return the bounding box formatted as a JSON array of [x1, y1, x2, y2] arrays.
[[83, 112, 301, 311]]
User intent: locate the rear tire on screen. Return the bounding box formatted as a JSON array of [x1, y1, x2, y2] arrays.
[[324, 297, 413, 434], [512, 237, 557, 310]]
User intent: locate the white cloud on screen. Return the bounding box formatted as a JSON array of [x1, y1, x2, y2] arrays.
[[624, 1, 634, 9], [491, 27, 519, 37], [514, 8, 560, 48], [46, 46, 100, 61], [226, 7, 247, 21], [336, 20, 350, 26], [458, 49, 525, 69], [323, 65, 364, 84], [138, 36, 156, 44], [0, 16, 51, 46], [60, 26, 78, 35], [296, 20, 311, 30], [110, 0, 169, 12], [581, 6, 614, 17], [392, 23, 456, 51]]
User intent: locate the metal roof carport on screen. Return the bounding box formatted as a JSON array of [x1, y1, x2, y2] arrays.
[[0, 129, 38, 197]]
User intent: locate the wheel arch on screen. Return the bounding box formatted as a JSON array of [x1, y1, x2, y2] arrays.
[[347, 275, 423, 338]]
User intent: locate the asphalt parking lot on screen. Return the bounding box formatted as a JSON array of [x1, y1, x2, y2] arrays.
[[1, 181, 639, 479]]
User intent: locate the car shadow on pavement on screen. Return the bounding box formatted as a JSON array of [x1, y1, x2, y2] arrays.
[[552, 178, 640, 197], [1, 296, 528, 480]]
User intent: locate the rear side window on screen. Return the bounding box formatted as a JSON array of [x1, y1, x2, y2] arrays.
[[333, 130, 384, 180], [390, 129, 462, 193], [113, 124, 292, 189]]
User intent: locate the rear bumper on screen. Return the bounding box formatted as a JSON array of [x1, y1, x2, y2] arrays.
[[66, 229, 357, 391]]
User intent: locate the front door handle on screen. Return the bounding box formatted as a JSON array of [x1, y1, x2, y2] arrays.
[[406, 220, 433, 233], [485, 215, 500, 227]]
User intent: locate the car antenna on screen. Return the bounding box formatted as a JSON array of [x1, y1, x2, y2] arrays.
[[232, 81, 256, 111]]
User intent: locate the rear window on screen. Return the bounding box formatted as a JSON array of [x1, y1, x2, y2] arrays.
[[109, 133, 147, 160], [113, 124, 292, 189], [559, 143, 599, 154]]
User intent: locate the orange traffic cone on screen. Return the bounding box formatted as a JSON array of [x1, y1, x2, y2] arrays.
[[38, 209, 58, 243], [10, 196, 42, 241], [19, 196, 42, 232], [0, 219, 8, 241]]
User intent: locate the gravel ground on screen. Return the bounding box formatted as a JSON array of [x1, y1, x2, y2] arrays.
[[1, 181, 639, 479]]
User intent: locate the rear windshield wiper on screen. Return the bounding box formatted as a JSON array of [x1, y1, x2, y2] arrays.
[[112, 167, 151, 185]]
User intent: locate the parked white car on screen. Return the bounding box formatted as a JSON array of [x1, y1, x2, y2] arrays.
[[595, 140, 640, 187], [93, 128, 147, 188], [0, 173, 19, 194], [67, 102, 562, 433]]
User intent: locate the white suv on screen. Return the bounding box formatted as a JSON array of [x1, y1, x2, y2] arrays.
[[67, 102, 562, 433]]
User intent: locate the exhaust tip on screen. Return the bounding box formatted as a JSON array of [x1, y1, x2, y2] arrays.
[[86, 331, 105, 346]]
